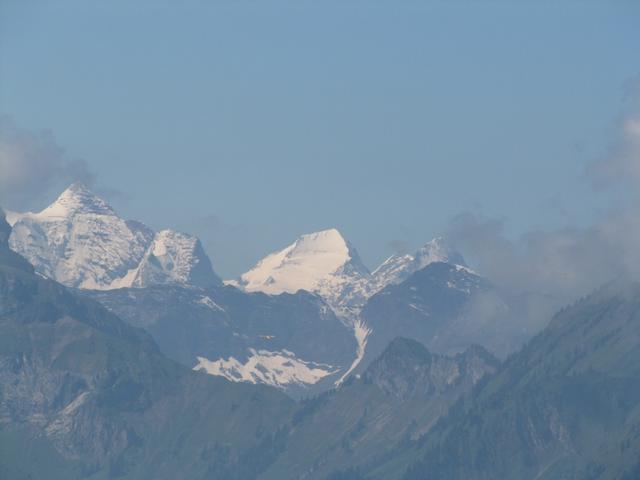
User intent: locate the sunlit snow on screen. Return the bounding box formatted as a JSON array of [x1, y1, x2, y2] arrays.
[[194, 349, 339, 389]]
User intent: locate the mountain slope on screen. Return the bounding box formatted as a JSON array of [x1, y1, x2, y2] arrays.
[[85, 284, 357, 398], [9, 183, 221, 290], [0, 211, 294, 479], [259, 338, 499, 480], [0, 211, 507, 480], [359, 262, 495, 373], [399, 281, 640, 480], [129, 229, 220, 289]]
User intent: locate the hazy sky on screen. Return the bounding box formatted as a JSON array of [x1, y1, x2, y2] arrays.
[[1, 0, 639, 277]]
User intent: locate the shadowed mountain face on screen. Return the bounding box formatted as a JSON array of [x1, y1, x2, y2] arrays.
[[84, 285, 357, 398], [259, 338, 499, 480], [0, 214, 294, 480], [359, 262, 493, 372], [398, 281, 640, 480]]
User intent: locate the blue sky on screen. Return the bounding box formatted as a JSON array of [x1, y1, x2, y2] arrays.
[[1, 0, 639, 277]]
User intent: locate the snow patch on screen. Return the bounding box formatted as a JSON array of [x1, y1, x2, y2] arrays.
[[197, 295, 225, 312], [336, 318, 371, 386], [194, 349, 338, 389]]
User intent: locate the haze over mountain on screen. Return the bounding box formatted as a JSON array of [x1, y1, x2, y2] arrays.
[[399, 281, 640, 480], [5, 205, 640, 479], [8, 184, 633, 423], [0, 210, 505, 479], [369, 238, 468, 294], [8, 185, 505, 397]]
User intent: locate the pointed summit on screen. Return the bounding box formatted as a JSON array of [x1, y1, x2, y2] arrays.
[[9, 184, 153, 289], [236, 228, 370, 312], [38, 182, 116, 219], [8, 184, 221, 290]]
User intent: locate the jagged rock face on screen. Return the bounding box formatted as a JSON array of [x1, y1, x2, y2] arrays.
[[363, 338, 499, 401], [131, 230, 220, 289], [8, 184, 221, 290], [9, 184, 155, 289], [369, 237, 467, 295]]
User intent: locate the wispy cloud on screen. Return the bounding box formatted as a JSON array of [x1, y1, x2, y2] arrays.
[[446, 81, 640, 337], [0, 116, 96, 210], [588, 84, 640, 190]]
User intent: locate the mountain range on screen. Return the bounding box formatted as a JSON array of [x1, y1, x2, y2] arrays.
[[7, 184, 502, 396], [3, 204, 640, 479], [7, 183, 221, 290], [0, 210, 294, 479]]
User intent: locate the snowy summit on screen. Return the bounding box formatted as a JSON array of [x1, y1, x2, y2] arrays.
[[234, 228, 371, 312], [234, 231, 468, 313], [8, 183, 221, 290]]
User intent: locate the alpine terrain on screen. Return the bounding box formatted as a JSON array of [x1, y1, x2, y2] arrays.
[[8, 185, 521, 396]]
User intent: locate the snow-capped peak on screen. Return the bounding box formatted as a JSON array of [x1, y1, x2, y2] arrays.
[[128, 229, 222, 289], [237, 228, 368, 295], [369, 237, 467, 294], [38, 182, 117, 219], [8, 184, 221, 291], [235, 228, 371, 312]]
